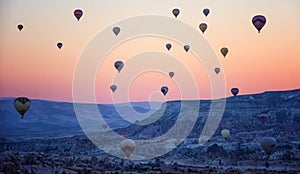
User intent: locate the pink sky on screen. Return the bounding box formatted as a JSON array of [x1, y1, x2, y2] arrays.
[[0, 0, 299, 103]]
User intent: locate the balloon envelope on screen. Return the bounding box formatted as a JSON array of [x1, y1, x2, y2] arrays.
[[113, 27, 120, 36], [102, 124, 108, 129], [121, 132, 128, 137], [110, 85, 117, 92], [231, 88, 239, 96], [252, 15, 266, 33], [169, 72, 174, 78], [73, 9, 83, 21], [259, 114, 268, 122], [114, 61, 124, 73], [221, 129, 230, 138], [221, 47, 228, 57], [166, 43, 172, 51], [184, 45, 190, 52], [120, 139, 136, 158], [57, 42, 63, 49], [17, 24, 23, 31], [172, 8, 180, 18], [199, 23, 207, 33], [261, 137, 276, 155], [161, 86, 169, 96], [14, 97, 31, 118], [203, 8, 210, 17], [214, 68, 220, 74]]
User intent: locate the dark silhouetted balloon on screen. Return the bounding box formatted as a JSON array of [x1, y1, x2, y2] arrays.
[[231, 88, 239, 96], [203, 8, 210, 17], [161, 86, 169, 96], [184, 45, 190, 52], [221, 47, 228, 57], [73, 9, 83, 21], [110, 85, 117, 93], [17, 24, 23, 31], [57, 42, 63, 49], [166, 43, 172, 51], [259, 114, 268, 122], [214, 68, 220, 74], [252, 15, 266, 33], [261, 137, 276, 155], [14, 97, 31, 118], [172, 8, 180, 18], [169, 72, 174, 78], [113, 27, 120, 36], [199, 23, 207, 33], [120, 139, 136, 158], [114, 61, 124, 73]]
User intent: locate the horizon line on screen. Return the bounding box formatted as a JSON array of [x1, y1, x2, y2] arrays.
[[1, 88, 299, 105]]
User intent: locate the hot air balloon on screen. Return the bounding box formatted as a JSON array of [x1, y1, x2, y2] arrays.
[[214, 68, 220, 74], [261, 137, 276, 156], [110, 85, 117, 93], [172, 8, 180, 18], [166, 43, 172, 51], [113, 27, 120, 36], [252, 15, 266, 33], [221, 129, 230, 139], [184, 45, 190, 52], [220, 47, 228, 57], [199, 23, 207, 33], [120, 139, 136, 158], [203, 8, 210, 17], [169, 72, 174, 78], [121, 132, 129, 137], [14, 97, 31, 118], [231, 88, 239, 96], [73, 9, 83, 21], [259, 114, 268, 122], [114, 61, 124, 73], [161, 86, 168, 96], [57, 42, 63, 49], [102, 124, 108, 129], [17, 24, 23, 31]]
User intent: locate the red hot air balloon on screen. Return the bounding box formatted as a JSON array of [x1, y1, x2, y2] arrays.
[[73, 9, 83, 21], [252, 15, 266, 33], [259, 114, 268, 122]]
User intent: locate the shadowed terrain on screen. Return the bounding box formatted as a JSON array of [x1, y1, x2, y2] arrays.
[[0, 89, 300, 173]]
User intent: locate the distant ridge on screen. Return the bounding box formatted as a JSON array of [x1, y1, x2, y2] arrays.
[[0, 88, 299, 142], [1, 88, 299, 104]]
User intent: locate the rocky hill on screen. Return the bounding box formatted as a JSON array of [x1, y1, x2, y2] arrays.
[[0, 89, 300, 173]]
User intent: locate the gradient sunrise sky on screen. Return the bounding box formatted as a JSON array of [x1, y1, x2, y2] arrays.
[[0, 0, 299, 103]]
